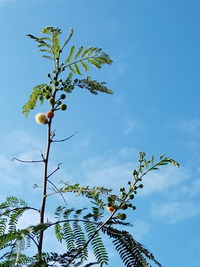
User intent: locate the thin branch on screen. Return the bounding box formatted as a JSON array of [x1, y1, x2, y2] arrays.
[[0, 206, 40, 217], [51, 132, 77, 143], [27, 233, 39, 248], [45, 188, 92, 198], [40, 151, 45, 161], [45, 188, 111, 202], [12, 158, 44, 163], [47, 219, 99, 228], [47, 178, 67, 206], [47, 163, 62, 179]]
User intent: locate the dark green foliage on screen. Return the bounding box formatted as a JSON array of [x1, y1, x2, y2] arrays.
[[102, 226, 162, 267], [84, 221, 108, 266], [73, 220, 88, 261], [74, 76, 113, 95]]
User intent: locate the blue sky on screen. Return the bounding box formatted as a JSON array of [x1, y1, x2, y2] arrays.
[[0, 0, 200, 266]]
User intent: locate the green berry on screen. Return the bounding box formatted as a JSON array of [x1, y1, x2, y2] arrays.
[[121, 204, 128, 210], [54, 81, 59, 86], [139, 184, 143, 188], [117, 213, 127, 220], [129, 194, 134, 199], [57, 101, 62, 105], [107, 196, 112, 202], [60, 104, 67, 111], [60, 94, 66, 99], [39, 95, 43, 101], [49, 98, 54, 105], [47, 73, 51, 78], [45, 94, 51, 100]]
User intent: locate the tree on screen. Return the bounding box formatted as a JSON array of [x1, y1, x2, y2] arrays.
[[0, 26, 179, 267]]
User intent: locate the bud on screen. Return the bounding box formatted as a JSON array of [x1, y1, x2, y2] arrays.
[[35, 113, 48, 124]]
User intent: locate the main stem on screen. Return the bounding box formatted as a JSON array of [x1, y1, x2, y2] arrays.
[[37, 120, 52, 260], [37, 55, 59, 262]]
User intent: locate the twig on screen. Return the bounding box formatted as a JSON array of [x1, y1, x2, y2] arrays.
[[47, 163, 62, 179], [40, 151, 45, 161], [51, 132, 77, 143], [27, 234, 39, 248], [47, 179, 67, 206], [12, 158, 44, 163], [0, 206, 40, 217]]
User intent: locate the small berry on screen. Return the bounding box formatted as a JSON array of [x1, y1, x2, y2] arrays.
[[60, 94, 66, 99], [54, 81, 59, 86], [117, 213, 127, 220], [49, 98, 54, 105], [121, 204, 128, 210], [129, 194, 134, 199], [46, 110, 54, 119], [60, 104, 67, 111], [45, 94, 51, 100]]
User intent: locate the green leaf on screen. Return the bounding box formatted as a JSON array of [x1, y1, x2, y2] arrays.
[[69, 65, 78, 74], [81, 60, 89, 71], [62, 28, 74, 50], [39, 49, 52, 54], [87, 58, 101, 68], [54, 223, 63, 242], [81, 47, 93, 58], [42, 55, 53, 60], [75, 46, 84, 60], [75, 63, 82, 75], [22, 84, 47, 116], [65, 45, 76, 63]]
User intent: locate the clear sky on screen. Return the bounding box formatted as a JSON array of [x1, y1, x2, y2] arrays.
[[0, 0, 200, 266]]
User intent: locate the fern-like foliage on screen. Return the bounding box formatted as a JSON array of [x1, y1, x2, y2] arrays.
[[22, 84, 47, 117], [84, 221, 108, 266], [24, 26, 113, 116], [64, 46, 112, 75], [27, 26, 62, 61], [102, 226, 162, 267], [73, 220, 88, 262], [73, 76, 113, 95]]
